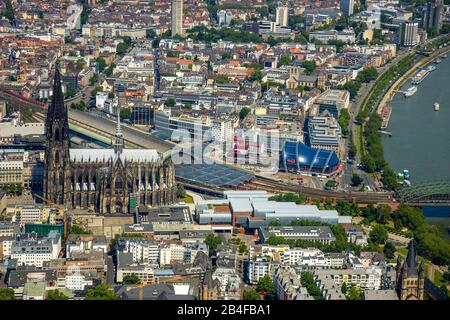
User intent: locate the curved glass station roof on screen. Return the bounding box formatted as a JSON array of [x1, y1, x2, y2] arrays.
[[280, 141, 340, 174]]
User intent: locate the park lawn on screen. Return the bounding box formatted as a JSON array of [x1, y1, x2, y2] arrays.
[[183, 195, 194, 204]]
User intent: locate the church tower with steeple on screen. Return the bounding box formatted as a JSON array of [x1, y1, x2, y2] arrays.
[[43, 63, 71, 205], [396, 241, 425, 300]]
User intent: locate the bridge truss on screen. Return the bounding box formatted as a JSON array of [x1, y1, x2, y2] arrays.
[[396, 181, 450, 203]]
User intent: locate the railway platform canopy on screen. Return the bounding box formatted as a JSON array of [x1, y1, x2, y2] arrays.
[[175, 163, 254, 188]]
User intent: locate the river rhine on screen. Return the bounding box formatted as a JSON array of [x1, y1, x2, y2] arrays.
[[382, 54, 450, 239]]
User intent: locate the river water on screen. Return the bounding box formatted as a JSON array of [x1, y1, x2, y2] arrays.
[[382, 54, 450, 239], [382, 56, 450, 183]]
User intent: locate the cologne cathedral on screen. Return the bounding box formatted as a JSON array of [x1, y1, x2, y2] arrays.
[[43, 65, 177, 214]]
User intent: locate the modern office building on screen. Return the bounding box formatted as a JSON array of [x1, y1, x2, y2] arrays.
[[314, 89, 350, 119], [171, 0, 184, 37], [423, 0, 443, 31], [154, 110, 213, 142], [340, 0, 355, 17], [399, 22, 419, 47], [308, 116, 342, 151]]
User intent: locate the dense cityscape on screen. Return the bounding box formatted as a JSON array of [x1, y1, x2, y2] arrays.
[[0, 0, 449, 303]]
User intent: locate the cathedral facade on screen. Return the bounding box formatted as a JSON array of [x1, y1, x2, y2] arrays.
[[43, 66, 177, 214]]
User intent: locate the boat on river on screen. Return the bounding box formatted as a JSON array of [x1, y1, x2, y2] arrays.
[[434, 102, 440, 111], [412, 69, 430, 84], [404, 86, 417, 97]]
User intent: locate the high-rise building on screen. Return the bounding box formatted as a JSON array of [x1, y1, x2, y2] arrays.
[[423, 0, 443, 31], [171, 0, 184, 37], [276, 6, 289, 27], [399, 22, 419, 47], [340, 0, 355, 17]]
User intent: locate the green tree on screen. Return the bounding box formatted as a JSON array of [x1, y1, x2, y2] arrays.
[[341, 282, 348, 294], [104, 63, 116, 77], [46, 289, 69, 300], [221, 52, 231, 60], [70, 225, 92, 235], [351, 173, 363, 186], [376, 204, 391, 224], [269, 193, 306, 204], [301, 272, 324, 300], [205, 234, 222, 253], [85, 284, 118, 300], [89, 73, 99, 86], [357, 67, 378, 83], [238, 242, 247, 254], [214, 76, 230, 84], [383, 241, 396, 260], [64, 87, 77, 99], [95, 57, 107, 73], [369, 225, 388, 244], [394, 205, 425, 230], [146, 29, 156, 39], [0, 288, 15, 300], [342, 80, 361, 99], [176, 185, 186, 198], [164, 98, 176, 107], [120, 108, 132, 120], [116, 41, 130, 55], [90, 85, 104, 97], [77, 100, 86, 112], [328, 39, 346, 52], [76, 59, 85, 72], [239, 107, 251, 120], [301, 60, 316, 75], [123, 274, 141, 285], [278, 55, 293, 67], [346, 285, 362, 300], [243, 290, 261, 300], [338, 108, 351, 136], [325, 180, 337, 190], [255, 275, 275, 296], [2, 0, 15, 23]]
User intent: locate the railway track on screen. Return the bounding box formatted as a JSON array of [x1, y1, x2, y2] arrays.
[[248, 175, 395, 203]]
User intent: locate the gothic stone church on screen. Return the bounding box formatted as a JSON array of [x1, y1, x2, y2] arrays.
[[43, 66, 177, 214]]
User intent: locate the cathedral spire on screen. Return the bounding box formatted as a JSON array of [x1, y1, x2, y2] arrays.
[[114, 108, 124, 155], [46, 62, 67, 128]]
